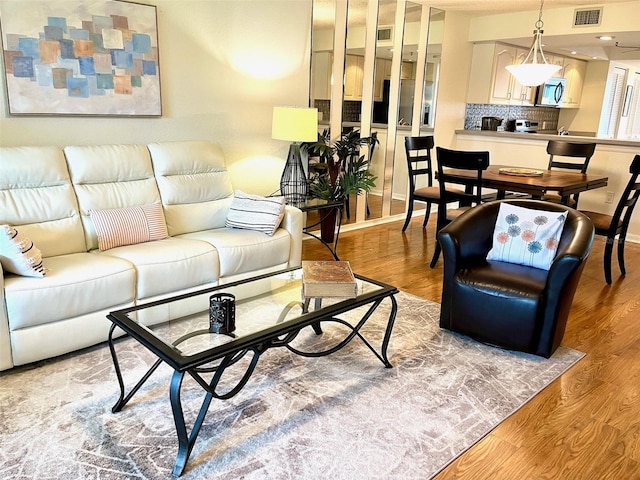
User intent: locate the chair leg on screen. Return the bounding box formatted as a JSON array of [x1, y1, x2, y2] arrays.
[[604, 236, 614, 284], [422, 202, 432, 229], [402, 199, 415, 232], [345, 196, 350, 219], [429, 241, 441, 268], [617, 234, 627, 277]]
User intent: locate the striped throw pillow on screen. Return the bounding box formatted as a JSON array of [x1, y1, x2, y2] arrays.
[[225, 191, 286, 236], [89, 203, 169, 251], [0, 225, 46, 277]]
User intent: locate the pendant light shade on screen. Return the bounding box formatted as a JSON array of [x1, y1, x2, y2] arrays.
[[506, 0, 561, 87]]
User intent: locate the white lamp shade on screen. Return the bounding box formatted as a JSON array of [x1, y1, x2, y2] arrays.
[[506, 61, 561, 87], [272, 106, 318, 142]]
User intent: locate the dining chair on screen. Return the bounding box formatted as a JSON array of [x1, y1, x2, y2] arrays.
[[542, 140, 596, 207], [401, 136, 463, 233], [579, 154, 640, 284], [430, 147, 490, 268]]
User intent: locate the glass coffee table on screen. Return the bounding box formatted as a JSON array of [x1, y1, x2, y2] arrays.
[[107, 266, 398, 476]]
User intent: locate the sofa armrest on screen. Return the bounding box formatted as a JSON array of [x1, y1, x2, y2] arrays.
[[0, 264, 13, 371], [281, 205, 304, 268]]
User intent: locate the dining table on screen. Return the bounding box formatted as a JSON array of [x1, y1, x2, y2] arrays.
[[441, 165, 609, 205]]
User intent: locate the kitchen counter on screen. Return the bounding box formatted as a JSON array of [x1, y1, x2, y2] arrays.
[[456, 129, 639, 148]]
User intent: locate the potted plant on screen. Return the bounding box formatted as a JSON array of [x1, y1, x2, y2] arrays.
[[304, 129, 378, 242]]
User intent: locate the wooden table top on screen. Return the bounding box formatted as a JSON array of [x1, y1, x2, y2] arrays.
[[443, 165, 609, 198]]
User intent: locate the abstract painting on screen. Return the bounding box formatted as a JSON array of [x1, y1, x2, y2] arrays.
[[0, 0, 161, 116]]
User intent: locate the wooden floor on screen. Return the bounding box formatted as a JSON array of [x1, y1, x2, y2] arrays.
[[301, 214, 640, 479]]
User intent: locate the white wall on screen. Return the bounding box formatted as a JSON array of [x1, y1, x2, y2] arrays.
[[558, 60, 609, 133], [0, 0, 312, 196], [433, 11, 473, 147]]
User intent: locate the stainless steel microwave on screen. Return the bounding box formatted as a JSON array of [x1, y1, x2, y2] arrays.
[[536, 77, 566, 106]]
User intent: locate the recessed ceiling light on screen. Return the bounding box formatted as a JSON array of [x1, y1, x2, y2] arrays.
[[597, 35, 614, 41], [571, 51, 578, 55]]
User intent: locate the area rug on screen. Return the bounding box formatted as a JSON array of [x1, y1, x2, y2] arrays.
[[0, 292, 583, 480]]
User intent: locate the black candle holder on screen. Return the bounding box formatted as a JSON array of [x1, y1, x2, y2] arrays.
[[209, 293, 236, 335]]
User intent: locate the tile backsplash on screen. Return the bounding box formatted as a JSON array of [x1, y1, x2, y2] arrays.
[[464, 104, 560, 131]]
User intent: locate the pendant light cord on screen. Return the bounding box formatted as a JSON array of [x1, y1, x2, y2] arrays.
[[536, 0, 545, 30]]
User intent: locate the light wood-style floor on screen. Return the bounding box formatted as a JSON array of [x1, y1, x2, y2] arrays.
[[301, 213, 640, 479]]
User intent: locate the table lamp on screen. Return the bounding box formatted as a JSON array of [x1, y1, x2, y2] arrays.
[[272, 106, 318, 203]]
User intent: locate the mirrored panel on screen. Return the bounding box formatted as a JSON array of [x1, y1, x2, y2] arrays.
[[311, 0, 335, 131], [421, 8, 444, 129], [390, 1, 422, 218], [365, 0, 396, 222]]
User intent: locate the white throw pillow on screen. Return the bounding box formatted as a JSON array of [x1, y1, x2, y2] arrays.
[[89, 203, 169, 251], [0, 225, 46, 277], [486, 203, 567, 271], [225, 191, 286, 236]]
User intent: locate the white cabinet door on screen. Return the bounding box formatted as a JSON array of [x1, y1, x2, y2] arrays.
[[546, 54, 566, 78], [490, 45, 534, 105], [561, 58, 586, 108], [491, 45, 517, 103], [344, 55, 364, 100]]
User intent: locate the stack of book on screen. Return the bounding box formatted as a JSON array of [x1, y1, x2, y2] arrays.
[[301, 260, 358, 299]]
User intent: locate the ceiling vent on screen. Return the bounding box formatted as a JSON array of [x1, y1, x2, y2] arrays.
[[573, 7, 603, 27], [377, 26, 393, 42]]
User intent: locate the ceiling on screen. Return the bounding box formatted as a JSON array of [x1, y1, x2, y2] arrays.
[[315, 0, 640, 64]]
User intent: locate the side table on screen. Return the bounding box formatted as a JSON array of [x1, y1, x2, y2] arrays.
[[291, 198, 343, 260]]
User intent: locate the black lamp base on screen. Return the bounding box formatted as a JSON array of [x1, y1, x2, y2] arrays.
[[280, 143, 308, 203]]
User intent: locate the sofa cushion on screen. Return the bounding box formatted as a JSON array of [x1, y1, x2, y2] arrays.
[[4, 253, 135, 329], [0, 146, 87, 257], [89, 203, 169, 251], [64, 144, 162, 251], [95, 237, 219, 299], [225, 191, 286, 236], [179, 228, 291, 277], [148, 141, 235, 236], [486, 202, 567, 270], [0, 225, 45, 278]]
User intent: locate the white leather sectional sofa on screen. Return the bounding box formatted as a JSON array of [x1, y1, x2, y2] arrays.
[[0, 141, 303, 371]]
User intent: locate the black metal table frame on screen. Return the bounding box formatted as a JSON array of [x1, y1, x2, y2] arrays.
[[107, 269, 398, 476], [293, 199, 344, 260]]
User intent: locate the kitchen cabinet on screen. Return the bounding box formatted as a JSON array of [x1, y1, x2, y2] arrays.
[[344, 54, 364, 100], [560, 57, 586, 108], [401, 61, 415, 80], [545, 54, 566, 78], [467, 42, 534, 105]]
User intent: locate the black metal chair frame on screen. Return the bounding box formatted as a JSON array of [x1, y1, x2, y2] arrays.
[[430, 147, 490, 268], [580, 154, 640, 284]]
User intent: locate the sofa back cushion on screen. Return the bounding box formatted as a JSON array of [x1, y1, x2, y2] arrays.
[[0, 146, 87, 257], [64, 144, 163, 251], [148, 141, 234, 236]]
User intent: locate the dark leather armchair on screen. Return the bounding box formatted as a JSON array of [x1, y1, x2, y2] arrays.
[[437, 199, 594, 358]]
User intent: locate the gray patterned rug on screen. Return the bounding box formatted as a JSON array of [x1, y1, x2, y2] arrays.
[[0, 292, 583, 479]]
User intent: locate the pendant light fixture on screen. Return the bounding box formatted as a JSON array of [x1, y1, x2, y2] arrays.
[[506, 0, 561, 87]]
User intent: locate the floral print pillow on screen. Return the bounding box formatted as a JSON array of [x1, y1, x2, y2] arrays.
[[486, 203, 568, 270]]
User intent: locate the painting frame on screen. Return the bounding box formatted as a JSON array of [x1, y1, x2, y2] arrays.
[[0, 0, 162, 117]]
